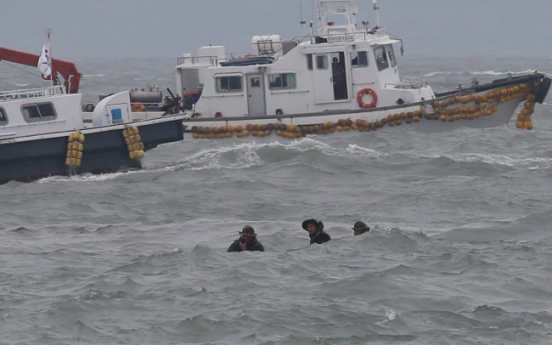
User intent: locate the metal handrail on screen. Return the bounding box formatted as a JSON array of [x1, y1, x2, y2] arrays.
[[0, 85, 65, 102]]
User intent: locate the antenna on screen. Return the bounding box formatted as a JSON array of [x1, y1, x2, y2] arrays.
[[372, 0, 380, 28]]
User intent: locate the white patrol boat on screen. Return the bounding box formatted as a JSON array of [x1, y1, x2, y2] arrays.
[[0, 85, 185, 185], [0, 37, 185, 185], [165, 0, 550, 140]]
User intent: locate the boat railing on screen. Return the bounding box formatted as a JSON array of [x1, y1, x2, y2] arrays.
[[177, 52, 270, 67], [0, 85, 66, 102], [176, 35, 316, 67], [309, 26, 392, 44], [389, 78, 428, 89], [177, 55, 225, 67]]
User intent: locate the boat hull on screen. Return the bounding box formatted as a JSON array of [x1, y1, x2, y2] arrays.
[[180, 74, 548, 140], [0, 117, 184, 184]]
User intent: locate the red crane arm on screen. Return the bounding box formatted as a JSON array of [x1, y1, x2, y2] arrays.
[[0, 46, 81, 94]]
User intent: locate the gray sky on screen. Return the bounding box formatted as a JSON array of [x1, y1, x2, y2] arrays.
[[2, 0, 552, 58]]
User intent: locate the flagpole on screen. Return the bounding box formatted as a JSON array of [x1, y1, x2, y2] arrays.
[[46, 29, 52, 89]]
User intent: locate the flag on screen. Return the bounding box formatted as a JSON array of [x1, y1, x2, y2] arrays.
[[37, 41, 52, 77]]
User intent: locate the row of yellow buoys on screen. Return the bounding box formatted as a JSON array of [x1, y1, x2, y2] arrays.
[[191, 123, 305, 139], [432, 81, 540, 129], [189, 81, 541, 139], [516, 94, 537, 130], [122, 126, 145, 159], [65, 131, 85, 168]]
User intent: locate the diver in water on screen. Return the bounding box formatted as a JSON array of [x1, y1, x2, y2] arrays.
[[352, 221, 370, 236], [302, 218, 331, 245], [227, 225, 265, 252]]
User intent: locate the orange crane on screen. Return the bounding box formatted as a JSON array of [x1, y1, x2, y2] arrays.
[[0, 46, 81, 94]]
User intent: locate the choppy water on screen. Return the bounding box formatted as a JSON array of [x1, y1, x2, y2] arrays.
[[2, 55, 552, 344]]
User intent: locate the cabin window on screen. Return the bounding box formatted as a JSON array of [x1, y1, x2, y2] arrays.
[[269, 73, 296, 90], [216, 76, 242, 92], [387, 45, 396, 67], [22, 102, 57, 122], [250, 78, 261, 87], [306, 54, 313, 70], [351, 51, 368, 67], [316, 55, 328, 69], [374, 46, 389, 71], [0, 108, 8, 126], [0, 107, 7, 125]]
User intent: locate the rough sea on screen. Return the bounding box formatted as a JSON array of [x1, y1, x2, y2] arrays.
[[1, 55, 552, 344]]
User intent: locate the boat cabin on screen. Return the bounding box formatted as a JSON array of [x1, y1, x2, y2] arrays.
[[0, 86, 83, 140]]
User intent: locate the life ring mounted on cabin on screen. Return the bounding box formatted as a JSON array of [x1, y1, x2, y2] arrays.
[[357, 88, 378, 109]]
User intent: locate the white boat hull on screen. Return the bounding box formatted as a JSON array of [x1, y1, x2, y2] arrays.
[[181, 76, 544, 140]]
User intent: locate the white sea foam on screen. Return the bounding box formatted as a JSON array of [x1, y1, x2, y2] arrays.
[[182, 141, 263, 170], [37, 171, 129, 183], [448, 153, 552, 168], [425, 69, 536, 77], [385, 309, 397, 321]]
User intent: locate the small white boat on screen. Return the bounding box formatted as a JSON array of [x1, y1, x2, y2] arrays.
[[0, 41, 185, 185], [165, 0, 550, 140]]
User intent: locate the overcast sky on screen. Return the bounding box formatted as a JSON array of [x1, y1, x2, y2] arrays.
[[2, 0, 552, 59]]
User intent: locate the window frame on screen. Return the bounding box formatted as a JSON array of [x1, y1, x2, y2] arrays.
[[316, 55, 328, 70], [351, 51, 369, 68], [374, 46, 390, 71], [0, 107, 7, 126], [386, 45, 397, 67], [250, 77, 261, 88], [268, 73, 297, 90], [215, 75, 243, 92], [21, 102, 57, 123], [306, 54, 313, 71]]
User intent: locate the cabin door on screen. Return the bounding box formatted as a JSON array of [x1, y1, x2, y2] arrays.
[[247, 74, 266, 116], [313, 50, 348, 104]]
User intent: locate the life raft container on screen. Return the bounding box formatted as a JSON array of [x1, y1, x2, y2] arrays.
[[356, 88, 378, 109]]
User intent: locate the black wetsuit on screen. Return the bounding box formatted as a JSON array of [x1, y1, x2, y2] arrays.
[[227, 237, 265, 252], [309, 230, 331, 245]]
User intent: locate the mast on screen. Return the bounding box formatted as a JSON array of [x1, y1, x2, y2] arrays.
[[372, 0, 380, 29], [317, 0, 358, 36]]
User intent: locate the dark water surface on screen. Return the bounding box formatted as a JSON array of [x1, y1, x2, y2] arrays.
[[1, 56, 552, 344]]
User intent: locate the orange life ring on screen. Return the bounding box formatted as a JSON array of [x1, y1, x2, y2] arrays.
[[357, 88, 378, 109]]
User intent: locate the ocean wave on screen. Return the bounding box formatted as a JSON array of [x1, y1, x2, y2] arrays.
[[170, 138, 385, 171], [37, 171, 134, 183], [418, 152, 552, 168], [425, 69, 536, 77], [471, 69, 536, 76], [450, 153, 552, 168], [182, 142, 264, 171]]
